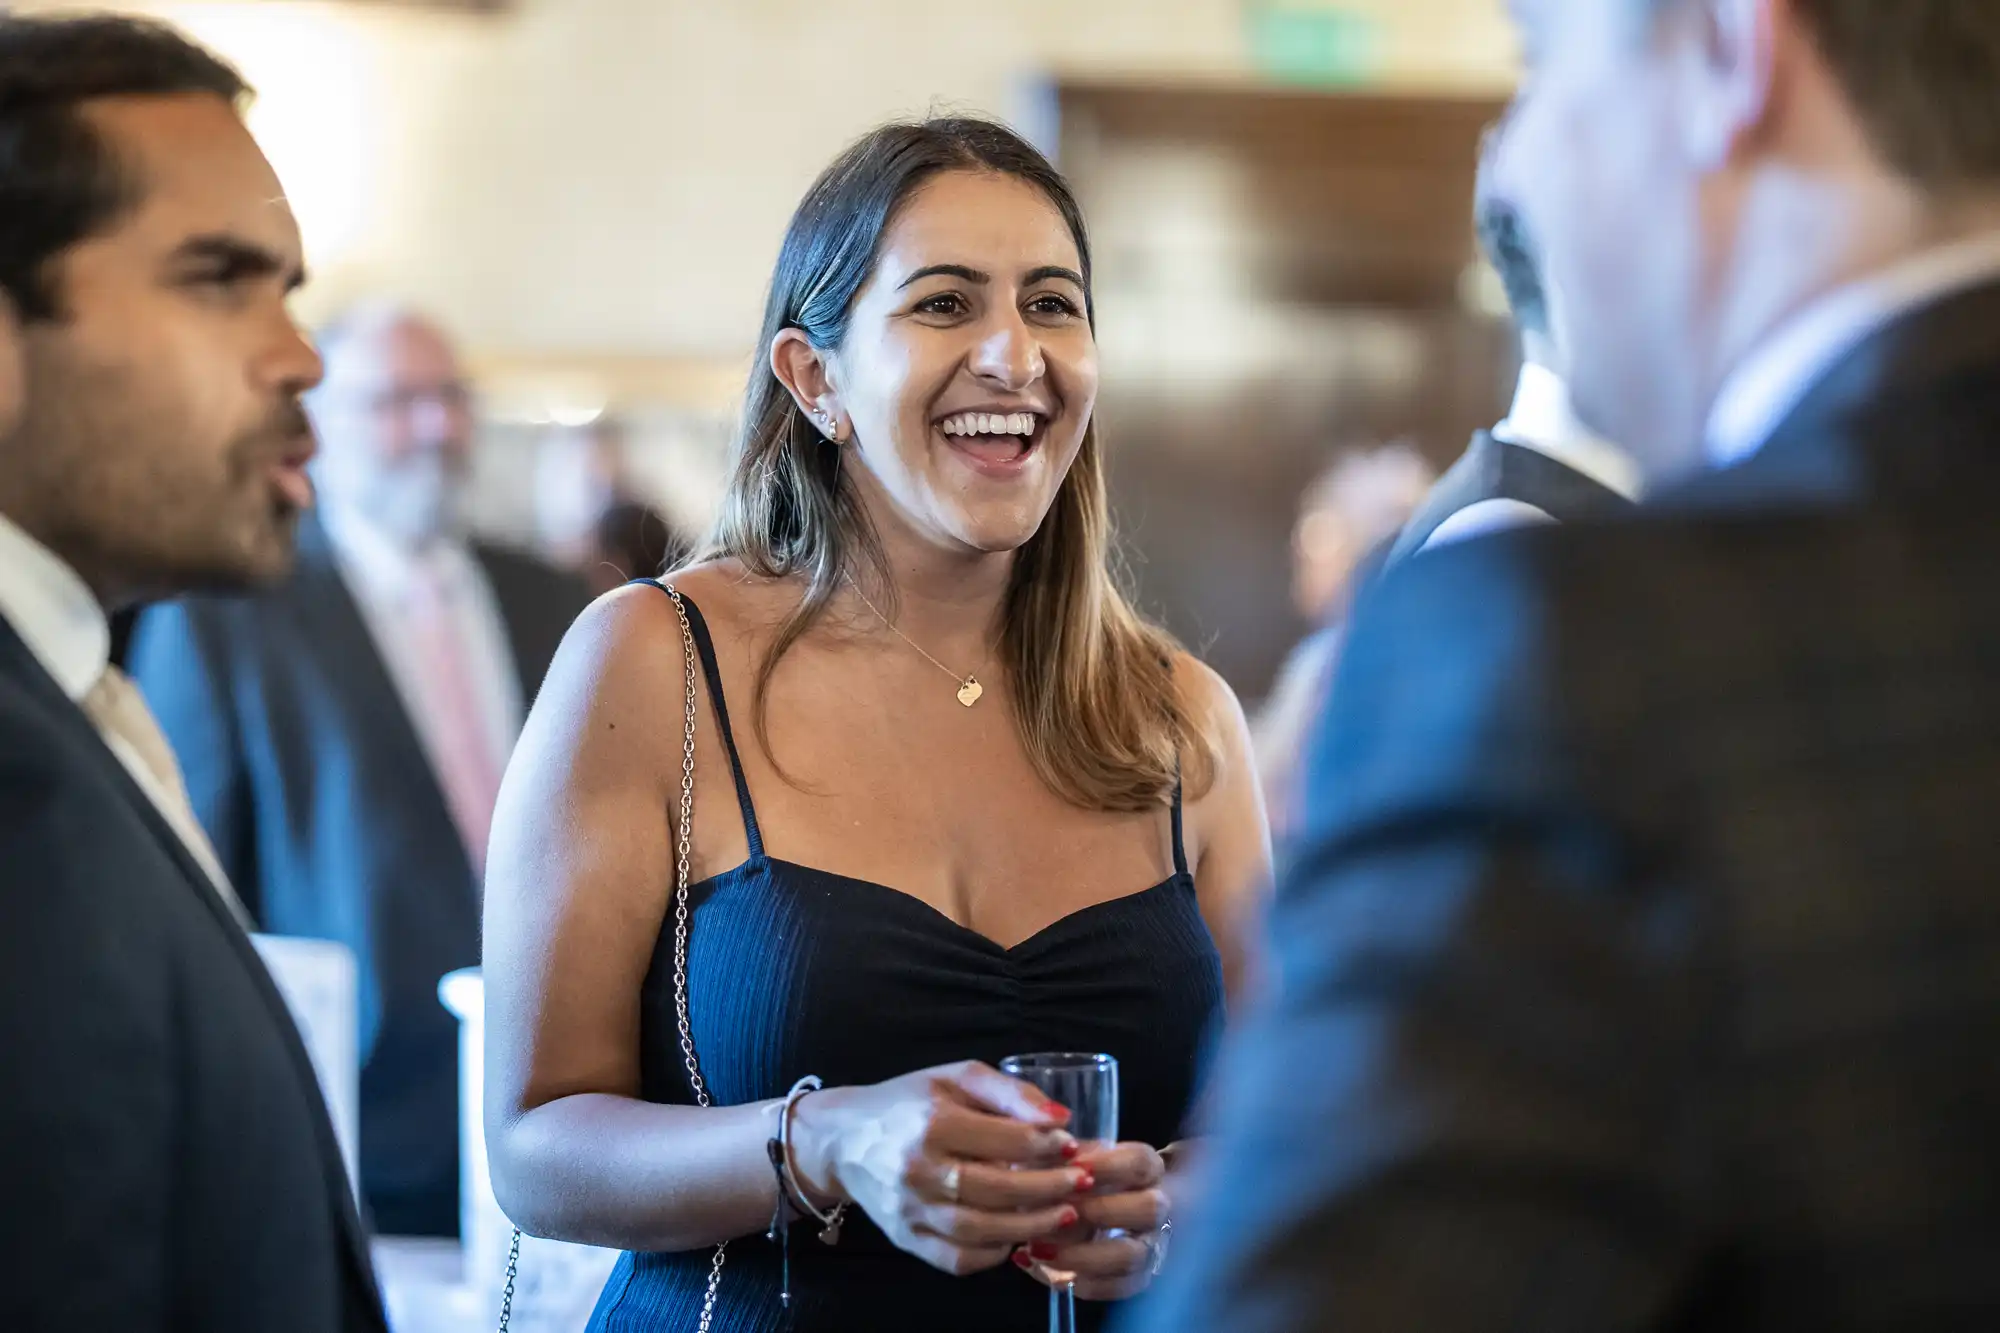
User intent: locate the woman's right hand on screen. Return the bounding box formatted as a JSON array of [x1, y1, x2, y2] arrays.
[[789, 1061, 1094, 1277]]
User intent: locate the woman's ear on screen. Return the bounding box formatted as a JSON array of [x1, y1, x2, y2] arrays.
[[770, 328, 846, 443]]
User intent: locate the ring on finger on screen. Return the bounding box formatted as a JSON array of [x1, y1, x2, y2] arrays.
[[1140, 1219, 1172, 1277], [940, 1161, 963, 1204]]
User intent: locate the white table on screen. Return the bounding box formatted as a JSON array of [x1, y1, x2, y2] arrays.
[[374, 1237, 484, 1333], [436, 971, 621, 1332]]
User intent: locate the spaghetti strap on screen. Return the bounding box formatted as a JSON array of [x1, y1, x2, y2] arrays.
[[1170, 776, 1190, 878], [633, 579, 765, 859]]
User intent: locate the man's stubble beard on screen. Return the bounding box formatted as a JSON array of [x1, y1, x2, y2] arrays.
[[7, 344, 313, 603]]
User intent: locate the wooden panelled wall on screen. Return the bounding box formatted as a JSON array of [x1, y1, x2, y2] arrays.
[[1056, 81, 1512, 699]]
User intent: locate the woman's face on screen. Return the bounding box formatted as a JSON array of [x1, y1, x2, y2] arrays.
[[815, 170, 1099, 556]]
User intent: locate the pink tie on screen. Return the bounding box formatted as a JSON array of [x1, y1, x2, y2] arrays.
[[404, 559, 502, 873]]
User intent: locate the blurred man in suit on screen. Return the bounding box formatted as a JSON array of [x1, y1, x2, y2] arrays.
[[1134, 2, 2000, 1330], [1384, 114, 1641, 564], [130, 303, 591, 1237], [0, 15, 385, 1328]]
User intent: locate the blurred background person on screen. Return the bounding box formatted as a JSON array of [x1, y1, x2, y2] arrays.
[[532, 414, 628, 568], [129, 302, 591, 1239], [531, 412, 695, 594], [1134, 1, 2000, 1330], [1251, 442, 1432, 839], [584, 496, 690, 595], [0, 14, 384, 1328], [1383, 110, 1640, 564]]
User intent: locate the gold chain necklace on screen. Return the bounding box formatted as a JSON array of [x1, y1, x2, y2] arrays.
[[844, 576, 985, 707]]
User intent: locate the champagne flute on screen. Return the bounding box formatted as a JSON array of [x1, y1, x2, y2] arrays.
[[1000, 1053, 1118, 1333]]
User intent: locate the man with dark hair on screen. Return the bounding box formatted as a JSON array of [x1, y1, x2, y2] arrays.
[[1134, 1, 2000, 1329], [0, 14, 385, 1329], [1382, 118, 1640, 564]]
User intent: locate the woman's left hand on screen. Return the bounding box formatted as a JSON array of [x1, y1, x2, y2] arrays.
[[1013, 1142, 1171, 1302]]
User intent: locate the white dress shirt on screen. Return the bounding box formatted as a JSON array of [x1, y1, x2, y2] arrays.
[[1707, 228, 2000, 467], [1423, 362, 1644, 550], [320, 506, 522, 857], [0, 509, 248, 924]]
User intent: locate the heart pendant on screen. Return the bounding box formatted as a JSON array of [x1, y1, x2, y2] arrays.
[[957, 677, 984, 708]]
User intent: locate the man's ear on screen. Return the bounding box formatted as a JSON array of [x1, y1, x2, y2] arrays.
[[1675, 0, 1779, 170], [770, 328, 847, 443]]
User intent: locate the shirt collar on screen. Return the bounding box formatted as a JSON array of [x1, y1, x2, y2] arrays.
[[0, 509, 111, 703], [1490, 362, 1644, 501], [1707, 228, 2000, 468], [320, 502, 474, 605]]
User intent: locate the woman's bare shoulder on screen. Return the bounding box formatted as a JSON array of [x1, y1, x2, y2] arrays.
[[1169, 651, 1250, 738], [561, 560, 770, 659], [1166, 650, 1259, 808], [519, 583, 684, 755], [646, 559, 805, 648], [535, 563, 811, 737]]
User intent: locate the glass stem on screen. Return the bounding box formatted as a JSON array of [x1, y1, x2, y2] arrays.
[[1049, 1281, 1077, 1333]]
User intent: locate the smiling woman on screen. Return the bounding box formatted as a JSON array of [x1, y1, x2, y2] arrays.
[[482, 117, 1274, 1333], [719, 122, 1209, 813]]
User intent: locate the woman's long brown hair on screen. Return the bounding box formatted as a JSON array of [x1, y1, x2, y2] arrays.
[[702, 117, 1215, 813]]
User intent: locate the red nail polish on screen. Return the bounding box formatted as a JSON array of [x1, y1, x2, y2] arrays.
[[1059, 1141, 1081, 1160], [1031, 1242, 1062, 1261], [1013, 1250, 1034, 1270], [1074, 1172, 1095, 1194], [1057, 1207, 1079, 1228]]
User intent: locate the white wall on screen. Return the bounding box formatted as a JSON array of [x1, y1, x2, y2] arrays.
[[27, 0, 1514, 364]]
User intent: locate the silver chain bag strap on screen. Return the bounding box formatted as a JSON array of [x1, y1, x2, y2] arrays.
[[499, 583, 728, 1332]]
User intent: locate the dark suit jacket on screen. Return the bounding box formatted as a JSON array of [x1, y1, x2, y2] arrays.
[[1385, 428, 1636, 568], [0, 618, 387, 1331], [127, 517, 589, 1237], [1130, 282, 2000, 1332]]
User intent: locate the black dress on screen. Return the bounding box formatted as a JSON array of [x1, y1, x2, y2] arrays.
[[586, 587, 1226, 1333]]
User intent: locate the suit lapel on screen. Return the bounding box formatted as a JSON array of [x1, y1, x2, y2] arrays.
[[470, 543, 535, 706], [0, 619, 383, 1308], [2, 619, 238, 921], [1385, 433, 1501, 566]]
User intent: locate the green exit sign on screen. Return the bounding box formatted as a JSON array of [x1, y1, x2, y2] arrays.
[[1245, 3, 1383, 86]]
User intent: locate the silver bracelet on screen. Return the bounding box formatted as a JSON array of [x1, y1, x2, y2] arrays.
[[773, 1076, 848, 1244], [764, 1077, 848, 1311]]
